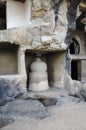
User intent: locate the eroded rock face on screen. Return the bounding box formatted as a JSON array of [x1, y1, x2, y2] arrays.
[[31, 0, 51, 19], [80, 85, 86, 101], [65, 75, 81, 96], [0, 2, 67, 98], [65, 75, 86, 101], [0, 0, 85, 95], [0, 78, 25, 106], [0, 0, 68, 52], [65, 0, 81, 46], [0, 79, 11, 106]]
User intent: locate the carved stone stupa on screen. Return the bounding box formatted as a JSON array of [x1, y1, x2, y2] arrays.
[[29, 55, 49, 91]]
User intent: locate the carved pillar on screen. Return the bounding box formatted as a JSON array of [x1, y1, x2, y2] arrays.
[[18, 47, 26, 75], [17, 47, 27, 92], [81, 60, 86, 82]]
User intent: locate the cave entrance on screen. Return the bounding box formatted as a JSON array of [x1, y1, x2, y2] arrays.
[[69, 38, 80, 54], [0, 2, 6, 30], [69, 38, 81, 80], [71, 60, 78, 80], [71, 60, 81, 80]]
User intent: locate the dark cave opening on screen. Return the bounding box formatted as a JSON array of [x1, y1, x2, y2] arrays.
[[71, 60, 78, 80], [71, 60, 81, 81], [69, 38, 80, 54], [69, 39, 81, 80], [0, 2, 6, 30]]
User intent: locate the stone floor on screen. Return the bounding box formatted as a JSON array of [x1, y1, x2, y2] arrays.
[[0, 88, 86, 130]]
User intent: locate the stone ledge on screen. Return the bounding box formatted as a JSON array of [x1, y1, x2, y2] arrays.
[[0, 26, 67, 51]]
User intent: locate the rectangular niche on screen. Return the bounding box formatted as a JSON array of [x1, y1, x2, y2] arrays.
[[0, 2, 6, 30], [25, 51, 66, 89], [7, 0, 30, 28], [25, 51, 47, 89], [0, 43, 19, 75], [71, 60, 81, 81]]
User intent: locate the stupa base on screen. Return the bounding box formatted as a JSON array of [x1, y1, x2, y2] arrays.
[[29, 80, 49, 91]]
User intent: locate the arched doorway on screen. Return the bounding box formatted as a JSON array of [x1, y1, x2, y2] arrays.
[[69, 38, 80, 54], [69, 39, 81, 80], [71, 60, 81, 80]]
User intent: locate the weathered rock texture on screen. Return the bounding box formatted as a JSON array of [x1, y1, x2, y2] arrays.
[[0, 0, 86, 95], [65, 0, 81, 47], [0, 1, 86, 130], [0, 78, 25, 106], [0, 88, 86, 130], [0, 0, 69, 94], [0, 0, 68, 51], [0, 116, 14, 128]]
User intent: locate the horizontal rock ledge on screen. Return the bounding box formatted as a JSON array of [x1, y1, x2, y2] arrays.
[[0, 26, 67, 51]]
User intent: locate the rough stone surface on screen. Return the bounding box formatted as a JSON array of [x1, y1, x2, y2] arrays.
[[0, 88, 86, 130], [65, 0, 81, 47], [0, 79, 12, 106], [31, 0, 51, 19], [65, 75, 81, 96], [80, 85, 86, 101], [0, 78, 25, 106], [0, 1, 86, 129], [0, 0, 68, 52], [0, 26, 67, 51], [2, 102, 86, 130], [0, 116, 14, 128], [65, 75, 86, 101], [0, 0, 69, 93]]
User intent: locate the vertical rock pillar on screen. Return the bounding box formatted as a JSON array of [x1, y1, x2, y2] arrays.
[[18, 47, 27, 92], [18, 48, 26, 75]]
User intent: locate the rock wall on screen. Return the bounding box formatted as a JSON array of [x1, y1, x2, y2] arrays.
[[0, 0, 68, 51], [65, 0, 81, 47], [0, 0, 85, 94]]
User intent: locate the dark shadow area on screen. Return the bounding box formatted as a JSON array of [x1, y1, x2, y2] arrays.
[[71, 60, 81, 80], [71, 61, 78, 80], [69, 38, 80, 54], [69, 38, 81, 80], [0, 2, 6, 30], [25, 51, 36, 90], [76, 12, 86, 30]]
